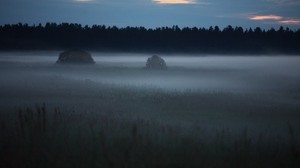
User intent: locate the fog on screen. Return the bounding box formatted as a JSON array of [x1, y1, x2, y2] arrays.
[[1, 52, 300, 93], [1, 52, 300, 136], [0, 52, 299, 108]]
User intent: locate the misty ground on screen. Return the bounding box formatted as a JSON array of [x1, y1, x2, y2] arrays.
[[0, 52, 300, 167], [1, 52, 300, 134]]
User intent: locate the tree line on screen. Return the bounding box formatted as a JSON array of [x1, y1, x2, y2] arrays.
[[0, 23, 300, 54]]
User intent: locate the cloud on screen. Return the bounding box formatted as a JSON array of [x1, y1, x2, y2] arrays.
[[250, 15, 283, 21], [279, 19, 300, 25], [152, 0, 197, 4], [74, 0, 95, 2], [265, 0, 300, 5], [249, 14, 300, 25]]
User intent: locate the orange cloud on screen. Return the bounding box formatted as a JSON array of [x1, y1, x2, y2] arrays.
[[153, 0, 196, 4], [279, 19, 300, 24], [250, 15, 283, 21], [249, 14, 300, 25]]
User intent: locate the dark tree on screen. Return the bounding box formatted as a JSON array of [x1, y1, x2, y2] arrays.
[[0, 23, 299, 54]]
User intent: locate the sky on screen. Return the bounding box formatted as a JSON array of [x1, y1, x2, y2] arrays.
[[1, 0, 300, 30]]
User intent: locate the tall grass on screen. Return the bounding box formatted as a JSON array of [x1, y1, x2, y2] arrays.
[[0, 104, 299, 168]]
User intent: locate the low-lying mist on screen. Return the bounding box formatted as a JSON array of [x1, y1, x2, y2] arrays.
[[1, 52, 300, 93], [0, 52, 300, 132], [1, 52, 300, 167]]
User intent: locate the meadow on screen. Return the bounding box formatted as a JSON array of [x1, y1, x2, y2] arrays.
[[0, 52, 300, 167]]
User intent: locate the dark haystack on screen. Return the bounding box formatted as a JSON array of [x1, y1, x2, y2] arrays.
[[146, 55, 167, 69], [56, 49, 95, 64]]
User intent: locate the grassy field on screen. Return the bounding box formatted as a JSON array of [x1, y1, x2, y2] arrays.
[[0, 54, 300, 167], [1, 86, 300, 168]]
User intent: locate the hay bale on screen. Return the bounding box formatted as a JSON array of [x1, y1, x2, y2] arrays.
[[145, 55, 167, 69], [56, 49, 95, 64]]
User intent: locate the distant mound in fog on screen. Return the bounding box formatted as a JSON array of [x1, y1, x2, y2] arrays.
[[146, 55, 167, 70], [56, 49, 95, 64]]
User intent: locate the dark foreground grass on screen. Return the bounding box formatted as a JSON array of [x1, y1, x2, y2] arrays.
[[0, 104, 299, 168]]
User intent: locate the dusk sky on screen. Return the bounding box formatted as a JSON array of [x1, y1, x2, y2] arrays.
[[1, 0, 300, 29]]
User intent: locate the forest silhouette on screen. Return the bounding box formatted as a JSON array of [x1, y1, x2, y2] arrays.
[[0, 23, 299, 54]]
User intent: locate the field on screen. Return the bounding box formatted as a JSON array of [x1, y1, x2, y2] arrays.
[[0, 52, 300, 167]]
